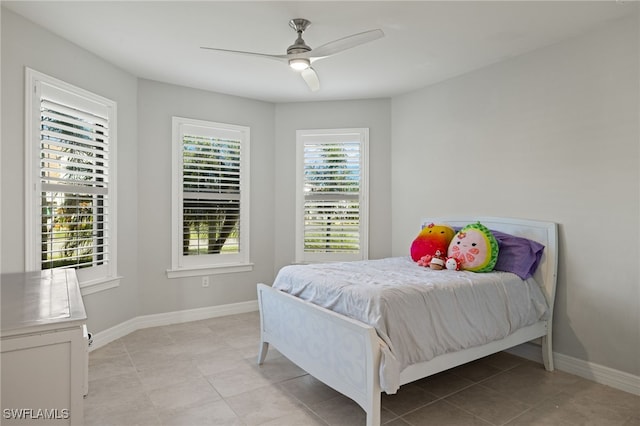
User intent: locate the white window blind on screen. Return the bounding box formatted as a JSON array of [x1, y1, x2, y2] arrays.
[[169, 117, 251, 277], [182, 134, 241, 255], [40, 98, 110, 269], [26, 68, 118, 292], [296, 129, 369, 263]]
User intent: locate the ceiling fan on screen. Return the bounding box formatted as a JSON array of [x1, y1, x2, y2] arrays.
[[201, 18, 384, 92]]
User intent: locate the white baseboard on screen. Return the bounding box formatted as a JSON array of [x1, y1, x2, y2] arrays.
[[90, 300, 258, 351], [507, 342, 640, 396]]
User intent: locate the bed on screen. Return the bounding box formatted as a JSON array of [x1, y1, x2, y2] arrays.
[[257, 216, 557, 426]]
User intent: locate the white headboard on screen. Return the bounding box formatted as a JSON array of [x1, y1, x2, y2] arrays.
[[421, 216, 558, 312]]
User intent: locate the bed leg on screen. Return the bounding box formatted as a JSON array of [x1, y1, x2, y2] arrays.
[[542, 330, 554, 371], [257, 341, 269, 365], [365, 391, 381, 426]]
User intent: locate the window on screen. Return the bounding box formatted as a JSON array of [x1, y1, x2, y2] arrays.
[[169, 117, 251, 278], [295, 128, 369, 263], [25, 68, 119, 293]]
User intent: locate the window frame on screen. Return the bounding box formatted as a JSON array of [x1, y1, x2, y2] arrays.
[[168, 116, 252, 278], [295, 128, 369, 264], [25, 68, 120, 295]]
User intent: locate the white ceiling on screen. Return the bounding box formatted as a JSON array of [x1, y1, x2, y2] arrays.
[[4, 1, 637, 103]]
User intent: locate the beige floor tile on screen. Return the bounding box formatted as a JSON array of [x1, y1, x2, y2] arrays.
[[384, 418, 412, 426], [222, 329, 261, 350], [88, 339, 128, 360], [159, 399, 243, 426], [193, 346, 248, 376], [84, 391, 156, 424], [401, 399, 492, 426], [146, 376, 222, 411], [136, 359, 204, 391], [308, 394, 367, 426], [481, 351, 527, 371], [570, 381, 640, 419], [120, 326, 174, 353], [214, 320, 260, 339], [506, 391, 632, 426], [278, 374, 342, 406], [88, 353, 136, 381], [127, 346, 182, 371], [86, 371, 146, 403], [381, 383, 439, 416], [85, 316, 639, 426], [247, 344, 283, 361], [251, 353, 308, 383], [309, 394, 397, 426], [205, 361, 274, 398], [224, 384, 306, 425], [481, 362, 580, 405], [259, 407, 329, 425], [414, 370, 475, 398], [449, 359, 503, 383], [445, 383, 531, 425], [238, 342, 264, 359], [84, 407, 161, 426], [168, 334, 230, 358]]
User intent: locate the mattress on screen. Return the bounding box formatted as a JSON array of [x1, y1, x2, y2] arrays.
[[272, 256, 549, 393]]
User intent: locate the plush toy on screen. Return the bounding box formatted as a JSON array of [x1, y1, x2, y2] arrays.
[[445, 256, 462, 271], [410, 223, 455, 262], [429, 250, 446, 270], [417, 254, 432, 267], [447, 222, 499, 272]]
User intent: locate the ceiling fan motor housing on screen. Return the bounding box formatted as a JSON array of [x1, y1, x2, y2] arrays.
[[287, 18, 312, 55]]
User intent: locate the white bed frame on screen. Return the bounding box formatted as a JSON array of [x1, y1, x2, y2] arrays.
[[257, 217, 558, 426]]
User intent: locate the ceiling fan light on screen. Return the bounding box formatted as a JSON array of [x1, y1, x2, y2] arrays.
[[289, 58, 310, 71]]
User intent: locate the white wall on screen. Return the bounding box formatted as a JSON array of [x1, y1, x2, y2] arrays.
[[136, 79, 276, 315], [391, 15, 639, 376], [1, 8, 140, 333], [274, 100, 392, 271]]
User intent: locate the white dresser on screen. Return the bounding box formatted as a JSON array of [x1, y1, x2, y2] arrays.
[[1, 269, 87, 425]]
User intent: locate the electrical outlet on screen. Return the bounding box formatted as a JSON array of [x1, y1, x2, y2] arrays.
[[202, 276, 210, 288]]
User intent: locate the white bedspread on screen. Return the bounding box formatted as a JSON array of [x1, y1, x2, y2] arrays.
[[272, 256, 549, 393]]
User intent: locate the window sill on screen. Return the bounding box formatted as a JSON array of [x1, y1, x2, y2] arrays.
[[166, 263, 254, 279], [79, 276, 121, 296]]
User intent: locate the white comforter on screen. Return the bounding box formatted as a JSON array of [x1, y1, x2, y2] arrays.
[[272, 256, 549, 393]]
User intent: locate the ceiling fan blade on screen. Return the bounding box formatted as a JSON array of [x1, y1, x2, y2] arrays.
[[301, 67, 320, 92], [200, 46, 289, 63], [307, 29, 384, 60]]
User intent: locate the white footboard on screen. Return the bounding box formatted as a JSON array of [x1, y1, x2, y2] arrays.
[[257, 283, 382, 426]]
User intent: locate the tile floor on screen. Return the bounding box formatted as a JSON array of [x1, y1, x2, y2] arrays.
[[85, 312, 639, 426]]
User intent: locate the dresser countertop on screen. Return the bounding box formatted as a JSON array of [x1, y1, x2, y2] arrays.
[[1, 269, 87, 337]]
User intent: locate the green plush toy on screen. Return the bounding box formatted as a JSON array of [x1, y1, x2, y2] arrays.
[[447, 222, 499, 272]]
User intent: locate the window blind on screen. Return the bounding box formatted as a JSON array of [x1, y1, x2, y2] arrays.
[[302, 141, 361, 254], [39, 98, 110, 270], [182, 134, 241, 255]]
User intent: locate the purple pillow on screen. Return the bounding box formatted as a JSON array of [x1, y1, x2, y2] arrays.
[[491, 230, 544, 280], [451, 227, 544, 279]]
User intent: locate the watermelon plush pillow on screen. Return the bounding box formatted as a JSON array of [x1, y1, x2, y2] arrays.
[[410, 223, 455, 262], [447, 222, 499, 272]]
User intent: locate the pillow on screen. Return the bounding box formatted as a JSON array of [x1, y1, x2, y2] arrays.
[[448, 222, 499, 272], [491, 230, 544, 279], [410, 223, 455, 262]]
